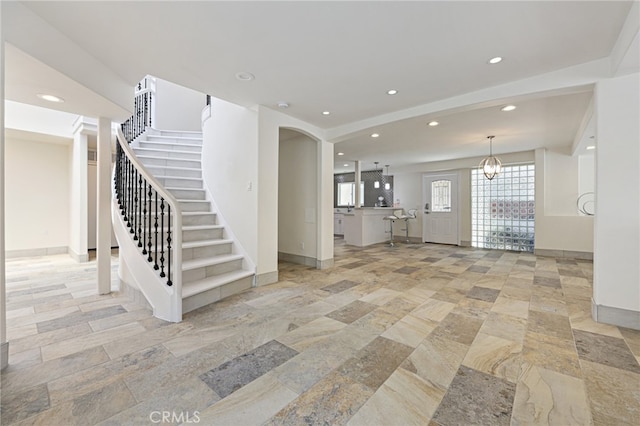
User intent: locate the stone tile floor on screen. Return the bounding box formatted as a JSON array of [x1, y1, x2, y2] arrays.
[[1, 241, 639, 425]]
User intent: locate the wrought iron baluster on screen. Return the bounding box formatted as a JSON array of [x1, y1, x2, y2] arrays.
[[159, 198, 166, 278], [124, 159, 130, 223], [142, 178, 147, 254], [137, 173, 143, 246], [166, 205, 172, 286], [147, 184, 153, 262], [131, 168, 137, 236], [154, 193, 159, 270]]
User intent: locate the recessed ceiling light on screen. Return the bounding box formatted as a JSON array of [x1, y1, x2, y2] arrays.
[[337, 152, 344, 156], [37, 93, 64, 103], [387, 89, 398, 95], [586, 145, 596, 150], [501, 105, 517, 112], [488, 57, 503, 64], [322, 111, 331, 115], [235, 72, 255, 81], [344, 163, 349, 167], [277, 102, 289, 108], [371, 133, 380, 138], [428, 121, 439, 127]]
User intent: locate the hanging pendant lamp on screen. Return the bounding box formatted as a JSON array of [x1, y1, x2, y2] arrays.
[[374, 162, 380, 188], [384, 165, 391, 190], [479, 135, 502, 180]]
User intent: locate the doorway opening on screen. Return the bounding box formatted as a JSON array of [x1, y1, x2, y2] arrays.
[[471, 164, 535, 252], [422, 172, 459, 245]]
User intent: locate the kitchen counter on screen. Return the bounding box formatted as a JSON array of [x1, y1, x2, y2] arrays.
[[343, 207, 398, 247]]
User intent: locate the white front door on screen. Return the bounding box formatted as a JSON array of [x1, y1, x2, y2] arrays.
[[423, 173, 459, 245]]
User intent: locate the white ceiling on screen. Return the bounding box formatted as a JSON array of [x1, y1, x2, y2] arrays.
[[4, 1, 636, 171]]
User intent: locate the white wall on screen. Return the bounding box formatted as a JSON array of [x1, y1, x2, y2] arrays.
[[153, 78, 205, 131], [202, 97, 259, 266], [5, 135, 71, 252], [5, 100, 77, 138], [278, 134, 318, 259], [593, 72, 640, 318], [258, 106, 329, 280]]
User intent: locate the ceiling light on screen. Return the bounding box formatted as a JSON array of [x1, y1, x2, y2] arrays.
[[387, 89, 398, 95], [235, 72, 255, 81], [488, 57, 503, 64], [371, 133, 380, 138], [322, 111, 331, 115], [37, 93, 64, 103], [501, 105, 517, 112], [337, 152, 344, 156], [384, 165, 392, 190], [344, 163, 349, 167], [428, 121, 439, 127], [586, 145, 596, 150], [277, 102, 289, 108], [480, 136, 502, 180]]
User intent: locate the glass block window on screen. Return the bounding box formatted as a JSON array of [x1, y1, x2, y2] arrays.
[[431, 180, 452, 212], [471, 164, 535, 252]]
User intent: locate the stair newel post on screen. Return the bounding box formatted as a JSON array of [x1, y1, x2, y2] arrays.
[[154, 192, 159, 270], [159, 198, 166, 278], [137, 173, 143, 247], [147, 184, 153, 262], [166, 204, 172, 286]]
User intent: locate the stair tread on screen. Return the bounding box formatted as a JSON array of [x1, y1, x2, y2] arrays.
[[140, 140, 202, 148], [182, 270, 254, 299], [146, 165, 201, 171], [137, 154, 200, 162], [183, 211, 216, 216], [165, 187, 205, 192], [182, 253, 244, 270], [135, 147, 201, 155], [182, 239, 232, 249]]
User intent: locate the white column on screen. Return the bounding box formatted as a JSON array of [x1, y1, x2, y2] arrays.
[[1, 1, 9, 369], [317, 139, 334, 268], [97, 117, 112, 294], [593, 72, 640, 329], [69, 127, 88, 262], [354, 160, 362, 208]]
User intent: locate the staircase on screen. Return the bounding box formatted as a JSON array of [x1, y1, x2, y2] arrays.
[[132, 129, 254, 315]]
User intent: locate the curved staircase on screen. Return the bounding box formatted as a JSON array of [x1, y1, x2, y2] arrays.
[[130, 129, 254, 316]]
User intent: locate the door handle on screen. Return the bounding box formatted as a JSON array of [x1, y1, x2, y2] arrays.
[[424, 202, 430, 214]]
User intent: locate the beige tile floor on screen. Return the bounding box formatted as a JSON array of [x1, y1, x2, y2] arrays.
[[1, 241, 639, 425]]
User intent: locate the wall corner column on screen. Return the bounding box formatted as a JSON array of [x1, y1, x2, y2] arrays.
[[317, 139, 334, 269], [97, 117, 112, 294], [1, 2, 9, 369], [69, 122, 89, 262]]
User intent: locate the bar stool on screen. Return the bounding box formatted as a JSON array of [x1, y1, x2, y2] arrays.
[[383, 209, 403, 247], [397, 209, 417, 243]]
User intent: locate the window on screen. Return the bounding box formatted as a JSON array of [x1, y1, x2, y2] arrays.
[[337, 182, 364, 206], [471, 164, 535, 252], [431, 180, 451, 212]]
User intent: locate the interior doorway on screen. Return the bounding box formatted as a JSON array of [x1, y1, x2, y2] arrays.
[[422, 172, 459, 245]]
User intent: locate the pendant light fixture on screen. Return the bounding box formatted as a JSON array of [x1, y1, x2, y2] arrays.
[[384, 165, 391, 190], [374, 162, 380, 188], [479, 135, 502, 180]]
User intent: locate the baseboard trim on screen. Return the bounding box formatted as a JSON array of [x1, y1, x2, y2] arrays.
[[256, 271, 278, 287], [278, 252, 317, 268], [592, 299, 640, 330], [6, 246, 69, 259], [534, 248, 593, 260], [460, 240, 471, 247], [317, 258, 334, 269], [68, 247, 89, 263], [1, 341, 9, 371]]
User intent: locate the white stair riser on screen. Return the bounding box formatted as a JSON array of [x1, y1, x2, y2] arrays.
[[156, 177, 203, 189], [182, 276, 252, 314], [183, 214, 217, 226], [183, 258, 244, 283], [147, 134, 203, 144], [168, 189, 206, 200], [179, 201, 211, 212], [182, 243, 232, 261], [139, 141, 202, 152], [146, 167, 201, 178], [134, 149, 201, 161], [183, 227, 223, 242], [140, 157, 201, 168]]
